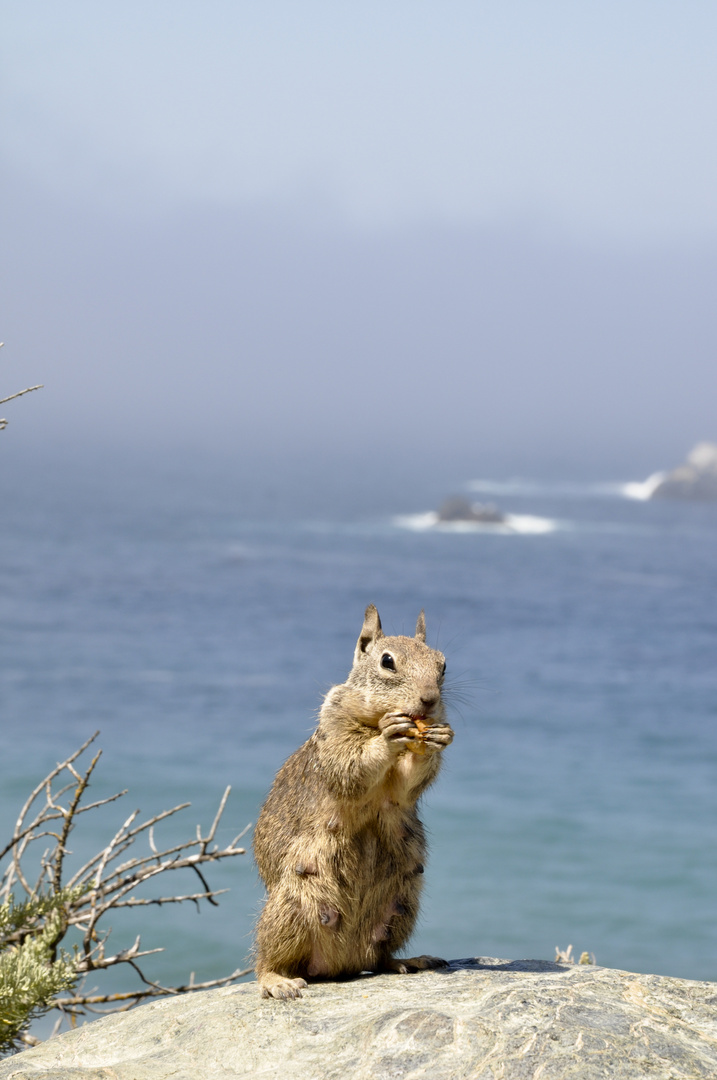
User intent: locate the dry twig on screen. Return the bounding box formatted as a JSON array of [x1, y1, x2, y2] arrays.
[[0, 733, 251, 1030], [0, 341, 44, 429]]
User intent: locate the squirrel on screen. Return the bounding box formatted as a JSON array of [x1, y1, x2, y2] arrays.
[[252, 603, 454, 999]]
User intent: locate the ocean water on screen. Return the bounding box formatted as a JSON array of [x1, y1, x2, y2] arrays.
[[1, 453, 716, 1021]]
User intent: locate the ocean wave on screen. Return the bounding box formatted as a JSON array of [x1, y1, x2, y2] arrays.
[[620, 472, 666, 501], [393, 512, 558, 535]]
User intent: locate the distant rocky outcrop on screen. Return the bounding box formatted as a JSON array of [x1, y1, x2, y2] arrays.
[[2, 958, 717, 1079], [437, 496, 505, 524], [649, 442, 717, 500]]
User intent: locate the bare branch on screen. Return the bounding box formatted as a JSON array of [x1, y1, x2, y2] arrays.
[[204, 785, 231, 848], [72, 842, 246, 926], [0, 385, 44, 406], [66, 802, 193, 890], [191, 864, 218, 905], [230, 823, 253, 847], [1, 733, 101, 864], [1, 733, 250, 1042], [74, 790, 129, 815], [52, 751, 102, 894], [76, 936, 165, 972], [54, 967, 252, 1009], [110, 888, 229, 909]]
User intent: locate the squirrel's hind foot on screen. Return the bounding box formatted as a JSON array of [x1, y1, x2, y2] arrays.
[[259, 974, 308, 1000], [383, 954, 448, 974]]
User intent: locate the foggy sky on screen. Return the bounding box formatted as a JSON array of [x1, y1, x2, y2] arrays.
[[2, 2, 717, 483]]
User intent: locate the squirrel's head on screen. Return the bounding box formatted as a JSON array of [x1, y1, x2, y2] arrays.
[[346, 604, 447, 726]]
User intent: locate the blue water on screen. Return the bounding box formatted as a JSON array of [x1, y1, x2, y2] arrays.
[[1, 453, 716, 1016]]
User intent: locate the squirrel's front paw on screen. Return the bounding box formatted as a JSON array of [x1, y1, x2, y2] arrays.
[[378, 712, 421, 751], [422, 723, 454, 752]]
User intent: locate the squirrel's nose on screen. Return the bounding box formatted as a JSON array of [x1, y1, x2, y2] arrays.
[[420, 691, 439, 709]]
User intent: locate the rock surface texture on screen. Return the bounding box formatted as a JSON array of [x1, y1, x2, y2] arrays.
[[2, 959, 717, 1080]]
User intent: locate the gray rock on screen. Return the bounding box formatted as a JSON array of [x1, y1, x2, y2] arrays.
[[437, 497, 505, 523], [2, 959, 717, 1080], [650, 441, 717, 500]]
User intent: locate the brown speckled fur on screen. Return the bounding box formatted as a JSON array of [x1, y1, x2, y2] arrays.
[[252, 604, 454, 999]]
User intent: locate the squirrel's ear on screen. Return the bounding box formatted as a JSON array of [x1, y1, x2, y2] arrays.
[[415, 610, 426, 642], [355, 604, 383, 659]]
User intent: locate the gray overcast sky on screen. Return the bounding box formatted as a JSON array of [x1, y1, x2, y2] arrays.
[[5, 1, 717, 240], [2, 1, 717, 483]]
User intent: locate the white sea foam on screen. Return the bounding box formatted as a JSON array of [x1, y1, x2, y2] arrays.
[[393, 512, 557, 535], [394, 512, 440, 530], [621, 472, 666, 501], [504, 513, 557, 534]]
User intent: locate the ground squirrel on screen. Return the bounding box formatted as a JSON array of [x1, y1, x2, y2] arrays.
[[253, 604, 454, 999]]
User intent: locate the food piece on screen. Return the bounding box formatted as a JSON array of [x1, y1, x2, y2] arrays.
[[406, 716, 431, 755]]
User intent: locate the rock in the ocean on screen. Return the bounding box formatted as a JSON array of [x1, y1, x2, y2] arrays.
[[2, 959, 717, 1080], [437, 496, 505, 523], [649, 441, 717, 500]]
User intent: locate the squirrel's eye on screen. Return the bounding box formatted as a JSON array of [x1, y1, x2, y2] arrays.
[[380, 653, 396, 671], [441, 661, 447, 677]]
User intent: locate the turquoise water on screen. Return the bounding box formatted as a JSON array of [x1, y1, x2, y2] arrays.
[[1, 454, 716, 1011]]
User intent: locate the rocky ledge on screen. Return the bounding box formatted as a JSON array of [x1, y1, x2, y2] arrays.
[[2, 959, 717, 1080]]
